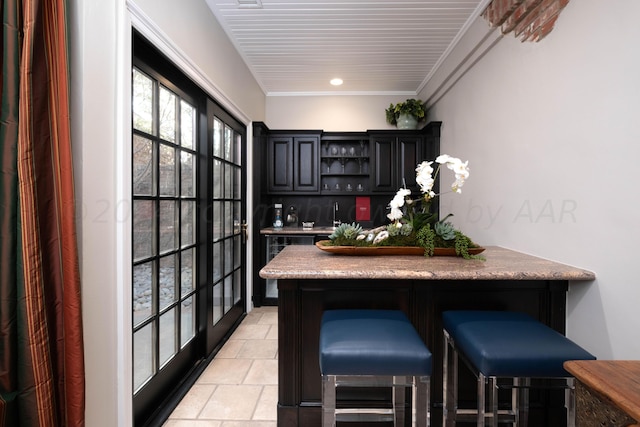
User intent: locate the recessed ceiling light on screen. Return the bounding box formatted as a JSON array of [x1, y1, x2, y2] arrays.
[[330, 78, 343, 86]]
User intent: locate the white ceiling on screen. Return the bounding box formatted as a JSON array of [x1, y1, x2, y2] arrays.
[[205, 0, 490, 96]]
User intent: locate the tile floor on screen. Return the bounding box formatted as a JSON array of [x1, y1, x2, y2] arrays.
[[164, 306, 279, 427]]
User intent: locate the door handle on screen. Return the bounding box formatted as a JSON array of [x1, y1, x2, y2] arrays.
[[241, 221, 248, 243]]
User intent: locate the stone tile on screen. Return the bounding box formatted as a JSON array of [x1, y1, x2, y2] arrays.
[[167, 384, 215, 419], [244, 360, 278, 385], [216, 339, 245, 359], [258, 311, 278, 325], [164, 420, 221, 427], [198, 358, 252, 385], [221, 422, 276, 427], [230, 323, 271, 340], [241, 310, 265, 325], [236, 339, 278, 359], [265, 325, 278, 340], [199, 384, 262, 420], [253, 385, 278, 421], [168, 308, 280, 425]]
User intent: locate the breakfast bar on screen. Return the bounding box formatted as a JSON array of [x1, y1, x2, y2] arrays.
[[259, 245, 595, 426]]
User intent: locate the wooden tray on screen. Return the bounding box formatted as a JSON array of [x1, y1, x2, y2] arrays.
[[315, 241, 485, 256]]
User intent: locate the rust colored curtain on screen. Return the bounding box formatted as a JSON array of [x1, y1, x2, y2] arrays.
[[0, 0, 85, 425]]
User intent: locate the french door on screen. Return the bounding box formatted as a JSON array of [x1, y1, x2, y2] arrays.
[[132, 34, 246, 426], [204, 99, 246, 352]]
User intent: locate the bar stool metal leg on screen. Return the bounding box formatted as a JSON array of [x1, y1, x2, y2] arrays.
[[516, 377, 530, 427], [323, 375, 336, 427], [443, 331, 458, 427], [415, 375, 431, 427], [394, 376, 406, 426], [488, 376, 499, 427], [477, 373, 486, 427]]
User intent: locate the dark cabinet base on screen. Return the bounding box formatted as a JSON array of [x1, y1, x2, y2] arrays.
[[277, 278, 571, 426]]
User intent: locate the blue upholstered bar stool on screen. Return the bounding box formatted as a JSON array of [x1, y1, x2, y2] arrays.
[[442, 311, 596, 427], [319, 309, 432, 427]]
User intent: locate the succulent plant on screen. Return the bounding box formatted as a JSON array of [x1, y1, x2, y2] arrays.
[[328, 222, 363, 241], [387, 222, 413, 237], [434, 221, 456, 241], [399, 222, 413, 236]]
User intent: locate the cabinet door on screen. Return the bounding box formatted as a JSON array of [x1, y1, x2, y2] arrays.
[[371, 134, 424, 193], [293, 136, 319, 192], [267, 136, 293, 192], [371, 136, 395, 192], [397, 136, 422, 192]]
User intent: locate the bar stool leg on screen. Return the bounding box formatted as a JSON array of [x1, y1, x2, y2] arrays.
[[516, 377, 530, 427], [394, 376, 407, 426], [488, 376, 498, 427], [477, 373, 486, 427], [323, 375, 336, 427], [443, 332, 458, 427], [415, 375, 430, 427]]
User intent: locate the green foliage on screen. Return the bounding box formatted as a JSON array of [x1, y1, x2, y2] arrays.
[[385, 99, 427, 125], [416, 225, 436, 257], [328, 222, 363, 242], [324, 220, 484, 261], [409, 199, 439, 231], [434, 221, 456, 240], [375, 234, 416, 247], [454, 231, 486, 260], [387, 222, 413, 237]]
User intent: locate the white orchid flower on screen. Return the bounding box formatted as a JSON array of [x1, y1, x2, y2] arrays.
[[388, 187, 412, 211], [435, 155, 470, 194], [415, 160, 433, 176], [387, 207, 404, 221], [384, 155, 471, 230], [435, 154, 453, 164], [415, 161, 435, 194], [416, 175, 434, 194], [389, 194, 404, 209], [397, 188, 411, 198]]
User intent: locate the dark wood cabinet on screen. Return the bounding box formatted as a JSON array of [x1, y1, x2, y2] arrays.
[[267, 133, 320, 194], [369, 123, 441, 194], [267, 135, 293, 193], [265, 124, 440, 196], [370, 133, 423, 193], [293, 135, 320, 192], [320, 132, 369, 195]]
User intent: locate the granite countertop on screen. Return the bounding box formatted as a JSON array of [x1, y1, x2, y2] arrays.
[[258, 245, 595, 281], [260, 226, 335, 235]]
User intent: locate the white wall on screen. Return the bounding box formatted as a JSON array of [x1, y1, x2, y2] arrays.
[[69, 0, 265, 425], [422, 0, 640, 359], [266, 94, 422, 131], [69, 1, 127, 425], [131, 0, 265, 121]]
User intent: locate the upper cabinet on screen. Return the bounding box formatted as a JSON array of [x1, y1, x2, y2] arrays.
[[320, 132, 369, 195], [265, 123, 441, 196], [370, 133, 422, 193], [369, 122, 441, 194], [267, 132, 320, 194]]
